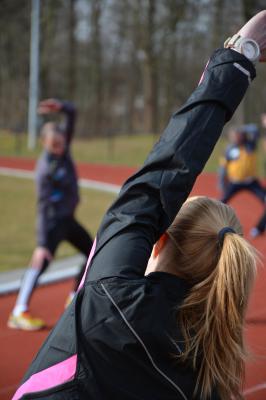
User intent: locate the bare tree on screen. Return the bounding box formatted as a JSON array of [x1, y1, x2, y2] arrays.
[[1, 0, 266, 138], [68, 0, 77, 100]]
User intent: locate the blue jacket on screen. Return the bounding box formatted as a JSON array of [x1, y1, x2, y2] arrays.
[[36, 102, 79, 246]]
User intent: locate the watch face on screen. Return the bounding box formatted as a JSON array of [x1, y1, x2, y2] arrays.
[[241, 39, 260, 61], [244, 42, 256, 58]]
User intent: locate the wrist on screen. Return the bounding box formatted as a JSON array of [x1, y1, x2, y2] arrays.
[[224, 34, 260, 64]]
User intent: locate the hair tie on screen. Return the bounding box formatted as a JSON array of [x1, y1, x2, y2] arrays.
[[218, 227, 236, 247]]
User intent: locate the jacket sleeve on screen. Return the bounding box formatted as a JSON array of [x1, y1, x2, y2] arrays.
[[35, 161, 55, 247], [60, 101, 76, 147], [87, 48, 256, 281], [36, 193, 53, 248]]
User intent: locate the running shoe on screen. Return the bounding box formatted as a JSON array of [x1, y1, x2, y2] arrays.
[[7, 311, 45, 331]]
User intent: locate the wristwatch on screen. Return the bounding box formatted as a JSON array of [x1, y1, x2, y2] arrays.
[[224, 34, 260, 63]]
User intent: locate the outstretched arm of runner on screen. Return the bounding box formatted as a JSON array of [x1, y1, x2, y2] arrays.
[[86, 12, 265, 281], [87, 50, 254, 280]]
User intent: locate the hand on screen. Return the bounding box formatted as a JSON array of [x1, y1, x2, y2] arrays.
[[38, 98, 62, 114], [237, 10, 266, 62], [30, 247, 53, 268]]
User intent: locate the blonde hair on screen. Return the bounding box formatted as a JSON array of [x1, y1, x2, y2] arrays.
[[167, 197, 257, 400]]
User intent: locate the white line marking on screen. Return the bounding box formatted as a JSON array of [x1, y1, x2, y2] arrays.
[[243, 382, 266, 396], [0, 167, 34, 179], [0, 265, 80, 295], [0, 167, 121, 194], [79, 178, 120, 194]]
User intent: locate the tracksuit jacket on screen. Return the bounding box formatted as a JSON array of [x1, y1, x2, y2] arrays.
[[13, 48, 256, 400], [36, 102, 79, 247]]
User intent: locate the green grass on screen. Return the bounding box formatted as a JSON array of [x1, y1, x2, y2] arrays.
[[0, 131, 156, 167], [1, 130, 265, 175], [0, 175, 115, 272], [1, 129, 266, 272]]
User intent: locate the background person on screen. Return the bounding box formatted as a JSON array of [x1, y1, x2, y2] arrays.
[[8, 99, 93, 331], [249, 113, 266, 236], [218, 123, 265, 203], [218, 123, 266, 237]]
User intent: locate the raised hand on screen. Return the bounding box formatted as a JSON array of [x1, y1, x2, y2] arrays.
[[237, 10, 266, 62], [38, 98, 62, 114]]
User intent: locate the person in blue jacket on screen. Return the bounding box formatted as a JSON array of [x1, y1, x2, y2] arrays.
[[12, 11, 266, 400], [218, 123, 265, 203], [8, 99, 93, 331], [218, 123, 266, 236]]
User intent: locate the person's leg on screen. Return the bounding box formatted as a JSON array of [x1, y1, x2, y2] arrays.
[[220, 182, 241, 203], [246, 179, 266, 203], [255, 211, 266, 231], [65, 217, 93, 292], [12, 249, 51, 316], [8, 227, 62, 330], [246, 180, 266, 237]]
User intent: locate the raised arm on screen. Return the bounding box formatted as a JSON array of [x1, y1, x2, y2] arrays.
[[59, 101, 76, 146], [38, 99, 77, 146], [87, 48, 255, 281]]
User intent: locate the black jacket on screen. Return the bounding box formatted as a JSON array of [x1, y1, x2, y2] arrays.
[[17, 49, 255, 400]]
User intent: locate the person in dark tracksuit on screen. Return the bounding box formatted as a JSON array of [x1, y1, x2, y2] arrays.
[[8, 99, 93, 331], [12, 11, 266, 400]]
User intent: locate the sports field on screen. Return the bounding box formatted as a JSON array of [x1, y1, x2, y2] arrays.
[[0, 175, 116, 272], [0, 157, 266, 400], [2, 131, 266, 174]]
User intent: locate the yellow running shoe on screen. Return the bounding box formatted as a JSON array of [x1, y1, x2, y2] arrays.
[[7, 311, 45, 331]]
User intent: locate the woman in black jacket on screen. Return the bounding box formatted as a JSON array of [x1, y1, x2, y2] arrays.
[[13, 11, 266, 400]]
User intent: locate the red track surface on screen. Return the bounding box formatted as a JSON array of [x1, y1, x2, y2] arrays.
[[0, 156, 266, 400]]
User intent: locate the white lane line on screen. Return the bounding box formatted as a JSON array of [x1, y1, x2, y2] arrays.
[[0, 265, 80, 295], [0, 167, 34, 179], [243, 382, 266, 396], [79, 178, 120, 194], [0, 166, 120, 194]]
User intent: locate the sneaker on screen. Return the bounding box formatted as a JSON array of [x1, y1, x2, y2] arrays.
[[249, 227, 262, 238], [7, 311, 45, 331]]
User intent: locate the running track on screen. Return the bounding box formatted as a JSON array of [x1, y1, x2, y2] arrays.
[[0, 156, 266, 400]]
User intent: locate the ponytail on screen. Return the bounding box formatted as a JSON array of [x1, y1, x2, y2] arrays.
[[167, 197, 257, 399]]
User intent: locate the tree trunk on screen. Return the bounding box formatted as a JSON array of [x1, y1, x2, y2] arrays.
[[90, 0, 103, 135], [141, 0, 158, 134], [68, 0, 77, 100]]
